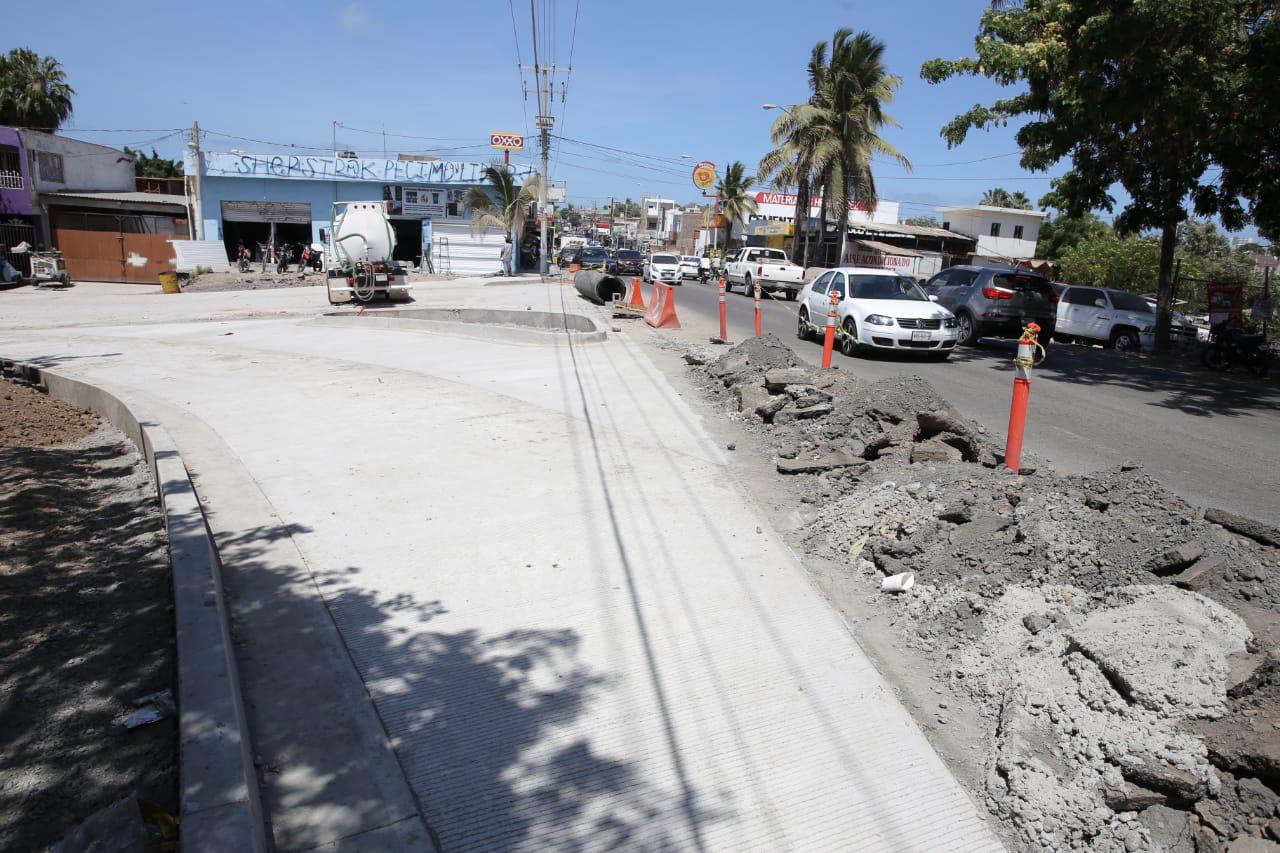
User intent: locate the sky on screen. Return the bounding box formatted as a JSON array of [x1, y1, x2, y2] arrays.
[[1, 1, 1253, 235]]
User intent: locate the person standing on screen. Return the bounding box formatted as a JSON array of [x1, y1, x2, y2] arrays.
[[501, 236, 514, 277]]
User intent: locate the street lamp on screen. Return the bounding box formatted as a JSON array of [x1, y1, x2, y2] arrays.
[[763, 104, 811, 265]]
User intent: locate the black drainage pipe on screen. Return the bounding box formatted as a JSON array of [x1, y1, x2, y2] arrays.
[[574, 270, 627, 304]]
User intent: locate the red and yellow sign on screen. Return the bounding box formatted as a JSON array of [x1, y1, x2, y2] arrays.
[[692, 160, 717, 191], [489, 132, 525, 151]]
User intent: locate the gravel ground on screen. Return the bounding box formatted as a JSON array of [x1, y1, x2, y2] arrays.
[[0, 377, 175, 850], [180, 267, 450, 293], [679, 334, 1280, 853]]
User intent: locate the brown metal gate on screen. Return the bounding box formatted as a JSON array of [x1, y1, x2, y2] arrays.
[[51, 210, 181, 283], [53, 229, 176, 283]]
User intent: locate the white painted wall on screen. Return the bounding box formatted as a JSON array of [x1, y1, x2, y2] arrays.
[[936, 205, 1044, 260], [19, 130, 133, 194]]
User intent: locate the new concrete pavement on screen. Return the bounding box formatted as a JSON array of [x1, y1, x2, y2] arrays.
[[663, 277, 1280, 520], [0, 280, 1003, 851]]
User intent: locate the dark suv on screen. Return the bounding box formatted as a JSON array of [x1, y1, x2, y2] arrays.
[[607, 249, 644, 276], [924, 265, 1058, 346]]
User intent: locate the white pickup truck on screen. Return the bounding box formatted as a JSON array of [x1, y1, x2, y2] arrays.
[[723, 247, 806, 300]]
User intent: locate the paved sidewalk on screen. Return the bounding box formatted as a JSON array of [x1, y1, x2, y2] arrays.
[[0, 280, 1003, 851]]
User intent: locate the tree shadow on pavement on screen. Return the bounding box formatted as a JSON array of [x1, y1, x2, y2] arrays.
[[213, 520, 707, 851], [0, 439, 175, 852], [945, 340, 1280, 419]]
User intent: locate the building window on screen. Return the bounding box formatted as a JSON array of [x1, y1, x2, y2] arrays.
[[36, 151, 64, 183], [989, 222, 1001, 237], [1013, 224, 1024, 240]]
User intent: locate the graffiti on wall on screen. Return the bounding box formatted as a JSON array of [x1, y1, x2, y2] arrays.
[[204, 152, 537, 185]]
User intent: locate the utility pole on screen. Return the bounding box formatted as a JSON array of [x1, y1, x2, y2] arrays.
[[331, 121, 342, 208], [524, 1, 566, 276], [189, 121, 204, 240]]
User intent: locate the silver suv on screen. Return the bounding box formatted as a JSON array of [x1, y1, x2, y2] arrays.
[[924, 265, 1058, 346]]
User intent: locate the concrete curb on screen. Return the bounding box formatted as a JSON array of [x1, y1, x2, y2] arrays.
[[311, 306, 608, 345], [1, 359, 267, 853]]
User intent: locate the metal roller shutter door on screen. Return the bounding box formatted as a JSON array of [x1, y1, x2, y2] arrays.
[[221, 200, 312, 224]]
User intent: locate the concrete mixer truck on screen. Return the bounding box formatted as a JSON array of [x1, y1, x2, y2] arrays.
[[324, 201, 413, 305]]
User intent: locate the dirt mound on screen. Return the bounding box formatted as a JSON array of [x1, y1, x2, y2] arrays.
[[684, 336, 1280, 852], [1, 376, 99, 448]]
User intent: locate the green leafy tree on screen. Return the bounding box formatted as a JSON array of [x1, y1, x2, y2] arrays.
[[462, 164, 544, 269], [1056, 232, 1163, 292], [1038, 212, 1111, 261], [759, 29, 909, 265], [714, 161, 757, 250], [921, 1, 1277, 352], [0, 48, 75, 131], [903, 215, 939, 227], [124, 146, 183, 178], [980, 187, 1031, 210], [1177, 219, 1231, 262]]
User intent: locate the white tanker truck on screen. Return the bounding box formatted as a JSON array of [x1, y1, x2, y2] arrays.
[[325, 201, 413, 305]]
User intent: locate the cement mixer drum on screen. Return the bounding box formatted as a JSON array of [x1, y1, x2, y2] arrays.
[[332, 201, 396, 266]]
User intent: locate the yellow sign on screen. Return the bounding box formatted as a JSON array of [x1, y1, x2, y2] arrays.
[[692, 160, 717, 190]]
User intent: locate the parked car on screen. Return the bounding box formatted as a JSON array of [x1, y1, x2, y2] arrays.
[[644, 253, 682, 285], [723, 247, 806, 299], [925, 265, 1058, 346], [576, 246, 610, 270], [1055, 285, 1159, 351], [1142, 298, 1204, 344], [797, 267, 960, 360], [608, 249, 644, 276], [678, 255, 701, 279]]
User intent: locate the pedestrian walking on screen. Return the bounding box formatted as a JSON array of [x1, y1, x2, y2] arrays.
[[501, 236, 514, 277]]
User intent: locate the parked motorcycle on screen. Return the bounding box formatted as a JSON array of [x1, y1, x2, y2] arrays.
[[275, 245, 293, 274], [1201, 324, 1273, 377]]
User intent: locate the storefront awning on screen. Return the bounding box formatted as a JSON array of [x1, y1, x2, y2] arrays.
[[855, 239, 921, 257]]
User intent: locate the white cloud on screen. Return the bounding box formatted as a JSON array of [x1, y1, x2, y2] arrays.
[[337, 2, 370, 32]]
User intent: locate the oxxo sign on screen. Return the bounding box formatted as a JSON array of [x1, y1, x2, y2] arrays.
[[490, 132, 525, 152]]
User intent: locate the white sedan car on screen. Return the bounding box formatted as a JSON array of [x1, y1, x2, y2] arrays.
[[678, 255, 702, 279], [797, 267, 960, 361], [644, 253, 682, 285]]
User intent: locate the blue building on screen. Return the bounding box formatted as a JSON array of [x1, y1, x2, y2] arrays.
[[191, 150, 537, 273]]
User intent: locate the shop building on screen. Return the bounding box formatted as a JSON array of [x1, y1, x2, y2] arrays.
[[935, 204, 1045, 264], [191, 151, 538, 275], [1, 127, 189, 282]]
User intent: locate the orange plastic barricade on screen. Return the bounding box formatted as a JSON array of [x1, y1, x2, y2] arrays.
[[645, 282, 681, 329], [628, 277, 646, 310]]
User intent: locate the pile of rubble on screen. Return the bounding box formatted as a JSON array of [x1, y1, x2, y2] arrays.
[[687, 334, 1280, 853]]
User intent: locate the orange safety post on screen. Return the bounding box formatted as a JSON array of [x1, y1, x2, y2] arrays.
[[644, 282, 681, 329], [1004, 322, 1042, 471], [628, 276, 646, 309], [718, 276, 728, 341], [821, 289, 841, 368], [753, 281, 762, 337]]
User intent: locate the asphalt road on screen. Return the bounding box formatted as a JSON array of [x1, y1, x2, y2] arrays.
[[659, 277, 1280, 520]]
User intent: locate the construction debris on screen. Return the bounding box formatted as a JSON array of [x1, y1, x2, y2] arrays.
[[686, 334, 1280, 852]]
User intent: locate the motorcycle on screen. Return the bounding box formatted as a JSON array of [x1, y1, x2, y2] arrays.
[[275, 245, 293, 274], [236, 247, 251, 273], [1201, 324, 1273, 377]]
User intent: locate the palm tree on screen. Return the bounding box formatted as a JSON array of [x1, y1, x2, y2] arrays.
[[808, 30, 911, 264], [462, 164, 544, 271], [980, 187, 1032, 210], [758, 43, 838, 267], [714, 161, 757, 252], [0, 48, 75, 130]]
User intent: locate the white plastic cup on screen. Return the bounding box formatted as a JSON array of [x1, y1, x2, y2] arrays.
[[881, 572, 915, 593]]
